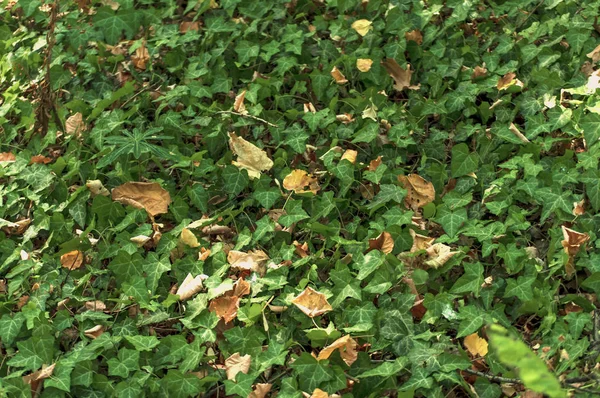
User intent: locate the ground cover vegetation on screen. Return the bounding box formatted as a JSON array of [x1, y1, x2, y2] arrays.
[[1, 0, 600, 396]]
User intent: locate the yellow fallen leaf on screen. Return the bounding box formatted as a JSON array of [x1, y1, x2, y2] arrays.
[[464, 333, 488, 357], [409, 229, 435, 252], [112, 181, 172, 217], [381, 58, 420, 91], [341, 149, 358, 164], [283, 169, 320, 194], [176, 273, 207, 301], [317, 335, 358, 366], [310, 389, 330, 398], [225, 353, 251, 380], [425, 243, 459, 269], [228, 132, 273, 179], [398, 174, 435, 210], [180, 228, 200, 248], [351, 19, 372, 36], [292, 286, 332, 318], [362, 102, 378, 121], [60, 250, 84, 270], [368, 231, 394, 254], [356, 58, 373, 72], [331, 66, 348, 84]]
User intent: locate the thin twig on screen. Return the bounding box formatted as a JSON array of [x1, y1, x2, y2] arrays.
[[215, 110, 279, 127], [462, 369, 520, 384]]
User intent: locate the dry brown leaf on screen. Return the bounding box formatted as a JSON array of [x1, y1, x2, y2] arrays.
[[425, 243, 458, 269], [351, 19, 372, 36], [85, 301, 106, 311], [368, 156, 383, 171], [229, 278, 251, 297], [225, 353, 251, 380], [23, 363, 56, 396], [180, 228, 200, 248], [381, 59, 420, 91], [331, 66, 348, 84], [464, 333, 488, 357], [356, 58, 373, 72], [65, 112, 86, 136], [497, 72, 524, 90], [292, 286, 332, 318], [176, 273, 207, 301], [294, 241, 310, 258], [86, 180, 110, 197], [405, 29, 423, 44], [2, 218, 31, 235], [472, 65, 487, 79], [398, 174, 435, 210], [573, 200, 585, 216], [84, 325, 104, 339], [283, 169, 320, 194], [336, 113, 354, 124], [588, 69, 600, 92], [368, 232, 394, 254], [249, 383, 272, 398], [233, 90, 248, 114], [30, 155, 52, 164], [209, 295, 240, 323], [561, 226, 590, 277], [132, 41, 150, 70], [199, 247, 211, 261], [0, 152, 16, 163], [228, 249, 270, 275], [180, 21, 200, 33], [112, 182, 172, 217], [317, 335, 358, 366], [310, 389, 330, 398], [409, 230, 435, 252], [60, 250, 84, 270], [587, 44, 600, 63], [341, 149, 358, 164], [229, 132, 273, 179]]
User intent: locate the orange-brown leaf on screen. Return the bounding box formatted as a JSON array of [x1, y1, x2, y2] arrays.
[[283, 169, 320, 194], [291, 286, 332, 318], [368, 232, 394, 254], [404, 29, 423, 44], [331, 66, 348, 84], [112, 182, 172, 217], [209, 295, 240, 323], [398, 174, 435, 210], [317, 335, 358, 366], [60, 250, 84, 270], [381, 59, 420, 91]]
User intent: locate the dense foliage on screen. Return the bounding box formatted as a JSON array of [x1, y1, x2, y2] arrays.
[[2, 0, 600, 396]]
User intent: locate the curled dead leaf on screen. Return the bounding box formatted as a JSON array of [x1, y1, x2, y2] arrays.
[[233, 89, 248, 115], [381, 59, 420, 91], [130, 235, 151, 247], [0, 152, 16, 163], [405, 29, 423, 44], [561, 226, 590, 277], [351, 19, 372, 36], [464, 333, 488, 357], [249, 383, 272, 398], [283, 169, 320, 194], [294, 241, 310, 258], [425, 243, 458, 269], [180, 228, 200, 248], [587, 44, 600, 63], [497, 72, 524, 91], [60, 250, 84, 270], [409, 230, 435, 252], [30, 155, 52, 164], [573, 200, 585, 216], [292, 286, 332, 318], [228, 249, 270, 275], [471, 65, 487, 79], [65, 112, 86, 136], [356, 58, 373, 72], [112, 182, 172, 217], [23, 363, 56, 395], [132, 41, 150, 70], [331, 66, 348, 84], [85, 301, 106, 311], [229, 132, 273, 179], [362, 102, 378, 121], [336, 113, 354, 124], [317, 335, 358, 366], [304, 102, 317, 113], [180, 21, 200, 33], [398, 174, 435, 210], [225, 353, 251, 380], [84, 325, 104, 339], [368, 231, 394, 254], [176, 273, 207, 301], [368, 156, 383, 171], [86, 180, 110, 197]]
